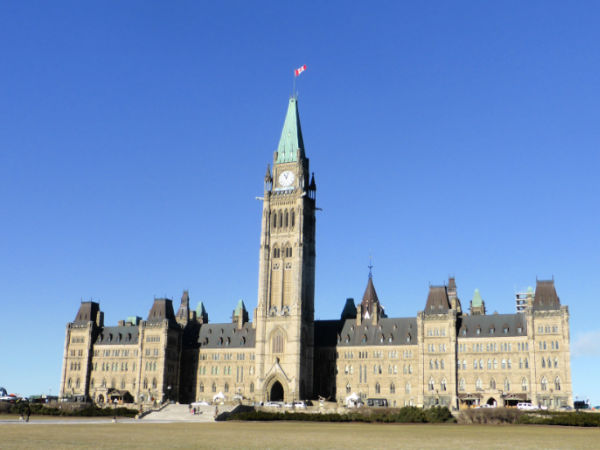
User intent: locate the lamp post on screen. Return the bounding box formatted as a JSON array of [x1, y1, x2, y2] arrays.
[[167, 385, 172, 404]]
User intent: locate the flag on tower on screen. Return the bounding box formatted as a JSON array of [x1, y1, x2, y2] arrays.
[[294, 65, 307, 76]]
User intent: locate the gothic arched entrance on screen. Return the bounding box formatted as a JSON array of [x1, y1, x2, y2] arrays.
[[270, 381, 284, 401]]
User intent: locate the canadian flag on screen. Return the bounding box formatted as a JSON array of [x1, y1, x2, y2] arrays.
[[294, 65, 307, 76]]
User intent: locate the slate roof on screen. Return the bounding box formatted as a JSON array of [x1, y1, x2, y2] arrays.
[[361, 276, 379, 319], [457, 314, 527, 338], [533, 280, 560, 310], [315, 320, 342, 347], [424, 286, 451, 314], [74, 301, 100, 324], [198, 322, 256, 349], [336, 318, 418, 347], [147, 298, 178, 327], [95, 326, 140, 345]]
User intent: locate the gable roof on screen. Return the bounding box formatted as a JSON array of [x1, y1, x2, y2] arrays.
[[197, 322, 256, 349], [458, 314, 526, 338], [336, 318, 418, 347]]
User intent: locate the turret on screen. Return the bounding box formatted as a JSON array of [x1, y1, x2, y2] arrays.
[[232, 299, 249, 329], [176, 290, 191, 326], [469, 289, 486, 315]]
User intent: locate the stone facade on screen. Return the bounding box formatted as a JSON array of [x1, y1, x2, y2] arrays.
[[60, 97, 573, 410]]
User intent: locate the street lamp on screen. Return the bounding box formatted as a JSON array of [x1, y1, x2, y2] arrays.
[[167, 385, 172, 403]]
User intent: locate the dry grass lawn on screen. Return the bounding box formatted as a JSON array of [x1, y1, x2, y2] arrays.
[[1, 421, 598, 449]]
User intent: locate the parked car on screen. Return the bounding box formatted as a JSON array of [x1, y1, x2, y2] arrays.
[[517, 402, 538, 410], [292, 401, 307, 409], [265, 401, 282, 408], [559, 405, 573, 411], [284, 402, 294, 408]]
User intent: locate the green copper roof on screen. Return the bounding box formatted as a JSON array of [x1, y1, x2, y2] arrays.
[[472, 289, 483, 307], [234, 299, 246, 316], [276, 97, 304, 164], [196, 301, 207, 315]]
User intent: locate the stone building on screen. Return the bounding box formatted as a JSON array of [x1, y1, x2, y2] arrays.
[[60, 97, 572, 410]]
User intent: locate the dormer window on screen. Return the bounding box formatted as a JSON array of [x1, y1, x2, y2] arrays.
[[462, 328, 467, 336], [476, 328, 481, 335], [361, 335, 367, 344], [517, 327, 522, 333], [490, 328, 495, 335], [503, 327, 509, 334]]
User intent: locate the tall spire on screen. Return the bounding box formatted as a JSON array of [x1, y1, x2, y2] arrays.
[[276, 97, 304, 164]]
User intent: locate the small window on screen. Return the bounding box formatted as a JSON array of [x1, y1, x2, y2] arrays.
[[503, 327, 509, 334], [476, 328, 481, 335]]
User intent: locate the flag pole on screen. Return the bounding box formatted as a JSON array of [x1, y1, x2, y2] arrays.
[[293, 71, 296, 98]]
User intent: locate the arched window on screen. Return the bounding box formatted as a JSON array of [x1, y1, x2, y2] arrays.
[[508, 359, 512, 369], [493, 359, 498, 369], [554, 378, 561, 391], [522, 378, 528, 391], [75, 378, 80, 388], [405, 383, 411, 394], [272, 213, 277, 228], [199, 383, 204, 393], [504, 378, 510, 392], [272, 332, 284, 353], [476, 378, 482, 391], [435, 360, 439, 370], [441, 360, 445, 369], [278, 211, 283, 228], [390, 383, 395, 394], [525, 358, 529, 369], [463, 360, 467, 370], [541, 358, 546, 368], [459, 378, 466, 391], [429, 360, 433, 369], [224, 383, 229, 393], [102, 379, 107, 388], [490, 378, 496, 389], [284, 211, 288, 227], [250, 383, 254, 393], [487, 359, 492, 369], [120, 379, 125, 389], [67, 378, 72, 388], [212, 383, 217, 393], [441, 378, 447, 391], [479, 359, 484, 369], [554, 357, 558, 368], [346, 383, 351, 394], [547, 357, 552, 368], [291, 211, 295, 228], [375, 383, 381, 394], [541, 377, 548, 391], [501, 359, 506, 369], [90, 379, 95, 388], [428, 378, 435, 391]]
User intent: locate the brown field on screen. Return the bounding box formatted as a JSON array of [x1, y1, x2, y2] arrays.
[[0, 420, 598, 449]]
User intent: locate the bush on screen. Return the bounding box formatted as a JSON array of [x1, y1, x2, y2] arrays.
[[7, 403, 137, 418], [518, 411, 600, 427], [226, 406, 454, 424], [458, 408, 523, 425]]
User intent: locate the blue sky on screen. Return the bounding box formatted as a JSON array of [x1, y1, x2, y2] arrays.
[[1, 1, 598, 404]]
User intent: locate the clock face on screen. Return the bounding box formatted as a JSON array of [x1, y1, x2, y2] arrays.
[[278, 170, 295, 187]]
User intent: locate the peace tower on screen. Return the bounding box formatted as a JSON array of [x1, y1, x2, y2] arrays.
[[254, 97, 317, 401]]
